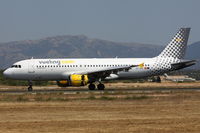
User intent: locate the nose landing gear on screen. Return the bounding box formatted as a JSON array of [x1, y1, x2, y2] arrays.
[[28, 81, 33, 91]]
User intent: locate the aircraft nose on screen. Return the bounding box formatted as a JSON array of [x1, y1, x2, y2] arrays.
[[3, 69, 12, 78]]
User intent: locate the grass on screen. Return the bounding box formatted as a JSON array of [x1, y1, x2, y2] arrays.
[[0, 92, 151, 102], [0, 90, 200, 133], [87, 95, 96, 100], [124, 95, 149, 100], [1, 88, 198, 102], [16, 96, 29, 102], [99, 96, 115, 100]]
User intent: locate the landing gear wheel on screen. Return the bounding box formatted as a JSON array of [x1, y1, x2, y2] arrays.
[[28, 80, 33, 91], [156, 76, 161, 83], [88, 84, 96, 90], [28, 86, 33, 91], [97, 84, 105, 90]]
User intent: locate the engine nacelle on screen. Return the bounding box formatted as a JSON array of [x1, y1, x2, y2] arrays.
[[70, 74, 89, 86], [57, 80, 69, 87], [57, 74, 89, 87]]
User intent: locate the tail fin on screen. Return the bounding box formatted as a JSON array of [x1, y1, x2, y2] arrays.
[[158, 28, 190, 59]]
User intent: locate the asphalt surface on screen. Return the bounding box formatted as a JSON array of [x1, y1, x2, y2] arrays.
[[0, 88, 200, 94]]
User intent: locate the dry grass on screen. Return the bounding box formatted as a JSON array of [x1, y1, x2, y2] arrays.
[[0, 90, 199, 133], [1, 82, 200, 91], [106, 82, 200, 89]]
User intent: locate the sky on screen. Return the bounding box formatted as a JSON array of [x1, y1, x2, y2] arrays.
[[0, 0, 199, 45]]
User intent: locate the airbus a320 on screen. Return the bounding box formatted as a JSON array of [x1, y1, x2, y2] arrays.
[[3, 28, 196, 91]]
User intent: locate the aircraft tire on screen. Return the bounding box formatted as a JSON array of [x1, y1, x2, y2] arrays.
[[157, 76, 161, 83], [97, 83, 105, 90], [28, 86, 33, 91], [88, 84, 96, 90]]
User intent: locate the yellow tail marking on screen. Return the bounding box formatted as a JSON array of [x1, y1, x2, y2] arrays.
[[139, 63, 144, 68], [176, 38, 182, 42]]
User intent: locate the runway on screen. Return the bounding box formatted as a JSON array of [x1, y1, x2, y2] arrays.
[[0, 87, 200, 94]]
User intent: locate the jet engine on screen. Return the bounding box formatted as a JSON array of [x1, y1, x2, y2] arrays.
[[57, 80, 69, 87], [57, 74, 89, 87]]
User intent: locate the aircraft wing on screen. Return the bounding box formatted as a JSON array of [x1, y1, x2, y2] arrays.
[[171, 60, 196, 70], [75, 65, 138, 80]]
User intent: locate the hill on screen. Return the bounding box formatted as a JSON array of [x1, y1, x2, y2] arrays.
[[186, 41, 200, 59], [185, 41, 200, 69], [0, 35, 163, 68], [0, 35, 199, 69]]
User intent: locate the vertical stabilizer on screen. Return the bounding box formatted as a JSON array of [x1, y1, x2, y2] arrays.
[[158, 28, 190, 59]]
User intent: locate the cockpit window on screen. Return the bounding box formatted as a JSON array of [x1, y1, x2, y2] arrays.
[[11, 65, 21, 68]]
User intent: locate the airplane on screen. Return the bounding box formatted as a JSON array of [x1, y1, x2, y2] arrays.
[[163, 73, 196, 82], [3, 28, 196, 91]]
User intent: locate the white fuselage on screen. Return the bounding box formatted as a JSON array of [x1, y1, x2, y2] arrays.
[[3, 57, 176, 81]]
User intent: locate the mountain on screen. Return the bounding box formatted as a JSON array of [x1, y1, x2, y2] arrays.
[[0, 35, 198, 69], [0, 35, 163, 69], [185, 41, 200, 69], [186, 41, 200, 59]]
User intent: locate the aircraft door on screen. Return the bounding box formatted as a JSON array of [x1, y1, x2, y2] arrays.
[[28, 60, 35, 73]]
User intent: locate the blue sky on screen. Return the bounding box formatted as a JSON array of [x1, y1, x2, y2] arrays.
[[0, 0, 199, 45]]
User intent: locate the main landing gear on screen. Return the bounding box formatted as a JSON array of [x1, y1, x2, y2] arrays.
[[97, 83, 105, 90], [88, 83, 105, 90], [27, 81, 33, 91]]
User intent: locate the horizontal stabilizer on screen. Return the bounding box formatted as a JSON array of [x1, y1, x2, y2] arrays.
[[171, 60, 196, 70]]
